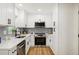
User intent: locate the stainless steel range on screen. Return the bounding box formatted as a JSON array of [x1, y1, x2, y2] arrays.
[[34, 33, 46, 45]]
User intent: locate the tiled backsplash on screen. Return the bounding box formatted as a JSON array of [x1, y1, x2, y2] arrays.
[[0, 27, 15, 41], [26, 28, 53, 34]]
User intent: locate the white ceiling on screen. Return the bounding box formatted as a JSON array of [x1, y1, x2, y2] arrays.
[[16, 3, 56, 14]]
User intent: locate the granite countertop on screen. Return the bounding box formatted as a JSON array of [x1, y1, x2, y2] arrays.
[[0, 34, 31, 50]]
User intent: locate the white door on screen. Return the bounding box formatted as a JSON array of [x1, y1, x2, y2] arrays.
[[58, 4, 78, 55], [78, 13, 79, 54]]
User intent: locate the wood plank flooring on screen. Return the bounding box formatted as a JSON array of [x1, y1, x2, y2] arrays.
[[27, 45, 54, 55]]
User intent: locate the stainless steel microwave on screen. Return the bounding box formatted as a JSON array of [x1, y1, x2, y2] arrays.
[[35, 22, 45, 28]]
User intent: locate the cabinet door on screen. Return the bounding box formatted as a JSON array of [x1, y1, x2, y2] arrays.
[[46, 35, 53, 47], [1, 8, 7, 25], [45, 14, 52, 28], [6, 4, 15, 26], [15, 8, 26, 27], [27, 18, 34, 28], [26, 37, 30, 54], [0, 4, 15, 26], [49, 35, 53, 48], [27, 14, 35, 28], [0, 4, 7, 25], [46, 35, 50, 46], [30, 35, 34, 46], [0, 7, 2, 24]]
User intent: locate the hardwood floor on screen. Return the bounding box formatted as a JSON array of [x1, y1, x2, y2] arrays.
[[27, 45, 54, 55]]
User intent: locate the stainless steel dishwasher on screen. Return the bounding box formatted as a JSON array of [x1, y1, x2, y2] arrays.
[[17, 40, 25, 55]]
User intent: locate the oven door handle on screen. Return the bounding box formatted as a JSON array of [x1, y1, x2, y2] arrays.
[[18, 44, 25, 49]]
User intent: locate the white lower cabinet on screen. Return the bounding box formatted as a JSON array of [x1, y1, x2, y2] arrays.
[[46, 34, 53, 48], [26, 35, 31, 54], [30, 34, 34, 46], [0, 46, 17, 55], [25, 34, 34, 54]]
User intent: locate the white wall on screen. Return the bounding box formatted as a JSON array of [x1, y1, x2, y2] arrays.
[[76, 4, 79, 55], [58, 4, 78, 55], [73, 4, 78, 55], [78, 14, 79, 54], [51, 4, 59, 54]]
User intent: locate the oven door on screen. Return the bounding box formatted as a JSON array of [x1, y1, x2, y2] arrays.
[[35, 37, 46, 45], [17, 40, 25, 55]]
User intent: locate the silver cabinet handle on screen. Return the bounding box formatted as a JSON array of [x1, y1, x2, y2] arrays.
[[18, 44, 24, 49]]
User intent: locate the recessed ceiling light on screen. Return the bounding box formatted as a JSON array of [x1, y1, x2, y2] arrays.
[[37, 9, 41, 12], [18, 4, 23, 7]]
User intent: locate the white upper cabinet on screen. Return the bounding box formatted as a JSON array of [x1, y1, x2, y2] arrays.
[[15, 7, 27, 27], [0, 4, 15, 26], [45, 14, 52, 28], [0, 4, 7, 25], [6, 4, 15, 26], [27, 13, 52, 28], [46, 34, 53, 46], [34, 14, 45, 22], [27, 13, 35, 28]]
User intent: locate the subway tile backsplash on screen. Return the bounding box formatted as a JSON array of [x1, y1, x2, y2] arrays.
[[0, 27, 14, 41], [26, 28, 53, 34]]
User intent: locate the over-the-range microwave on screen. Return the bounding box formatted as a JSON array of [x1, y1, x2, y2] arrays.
[[35, 22, 45, 28]]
